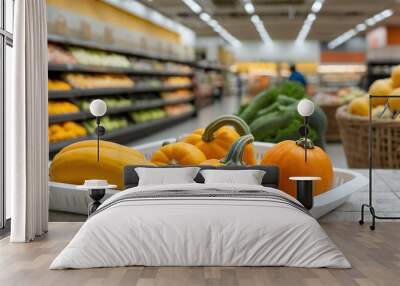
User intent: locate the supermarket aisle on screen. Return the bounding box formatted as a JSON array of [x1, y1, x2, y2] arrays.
[[130, 95, 241, 146]]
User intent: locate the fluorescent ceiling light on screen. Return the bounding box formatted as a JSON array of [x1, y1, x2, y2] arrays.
[[295, 0, 324, 44], [244, 2, 255, 14], [306, 13, 316, 23], [200, 12, 211, 23], [373, 13, 384, 22], [251, 14, 260, 23], [311, 0, 323, 13], [209, 19, 218, 27], [242, 1, 272, 44], [329, 8, 394, 49], [365, 18, 376, 26], [181, 0, 241, 47], [381, 9, 394, 18], [249, 14, 272, 44], [356, 23, 366, 32], [182, 0, 202, 14]]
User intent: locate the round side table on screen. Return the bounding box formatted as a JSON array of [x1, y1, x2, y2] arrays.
[[289, 177, 321, 210], [77, 180, 116, 216]]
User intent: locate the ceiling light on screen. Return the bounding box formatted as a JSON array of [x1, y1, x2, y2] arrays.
[[306, 13, 316, 23], [251, 14, 260, 23], [209, 19, 218, 27], [365, 18, 376, 26], [311, 0, 323, 13], [373, 13, 384, 22], [182, 0, 202, 14], [242, 1, 272, 44], [381, 9, 394, 18], [356, 23, 367, 32], [249, 14, 272, 44], [295, 0, 325, 44], [200, 12, 211, 23], [181, 0, 240, 47], [244, 2, 255, 14], [329, 8, 395, 49]]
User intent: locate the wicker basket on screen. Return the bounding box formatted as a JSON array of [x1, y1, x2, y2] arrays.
[[336, 105, 400, 168], [320, 103, 342, 142]]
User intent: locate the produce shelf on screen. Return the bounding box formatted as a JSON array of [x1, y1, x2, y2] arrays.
[[48, 34, 193, 65], [48, 63, 194, 77], [194, 63, 227, 72], [49, 96, 195, 123], [48, 84, 193, 99], [48, 34, 201, 157], [49, 110, 196, 157]]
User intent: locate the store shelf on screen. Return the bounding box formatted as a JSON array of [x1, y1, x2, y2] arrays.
[[367, 60, 400, 87], [49, 110, 196, 157], [48, 34, 193, 65], [47, 35, 231, 72], [48, 63, 193, 77], [194, 63, 227, 72], [48, 34, 201, 156], [48, 84, 193, 99], [49, 97, 195, 123]]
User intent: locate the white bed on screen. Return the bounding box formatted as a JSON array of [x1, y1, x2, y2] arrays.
[[50, 182, 350, 269]]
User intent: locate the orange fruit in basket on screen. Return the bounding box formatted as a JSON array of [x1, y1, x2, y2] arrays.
[[348, 96, 369, 117], [391, 65, 400, 88], [388, 88, 400, 112], [369, 79, 392, 106]]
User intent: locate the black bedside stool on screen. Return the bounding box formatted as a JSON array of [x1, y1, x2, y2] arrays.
[[77, 180, 117, 216], [289, 177, 321, 210]]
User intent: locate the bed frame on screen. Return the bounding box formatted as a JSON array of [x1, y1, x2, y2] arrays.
[[87, 166, 320, 215], [123, 165, 280, 189]]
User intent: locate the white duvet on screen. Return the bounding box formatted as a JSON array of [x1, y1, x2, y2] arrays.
[[50, 183, 350, 269]]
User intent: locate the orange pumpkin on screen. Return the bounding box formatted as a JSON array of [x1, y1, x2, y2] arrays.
[[261, 139, 333, 197], [200, 135, 255, 167], [151, 142, 206, 166], [182, 115, 256, 165], [200, 159, 223, 166]]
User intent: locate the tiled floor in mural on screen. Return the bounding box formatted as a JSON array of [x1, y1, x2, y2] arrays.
[[49, 96, 400, 223], [320, 169, 400, 222]]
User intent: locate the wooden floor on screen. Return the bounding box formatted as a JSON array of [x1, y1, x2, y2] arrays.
[[0, 222, 399, 286]]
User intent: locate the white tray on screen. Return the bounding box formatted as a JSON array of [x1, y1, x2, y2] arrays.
[[49, 139, 368, 218]]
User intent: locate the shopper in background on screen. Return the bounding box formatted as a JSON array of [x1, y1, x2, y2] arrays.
[[289, 64, 307, 88]]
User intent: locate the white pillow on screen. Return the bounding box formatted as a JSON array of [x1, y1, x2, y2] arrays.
[[136, 167, 200, 186], [200, 169, 266, 185]]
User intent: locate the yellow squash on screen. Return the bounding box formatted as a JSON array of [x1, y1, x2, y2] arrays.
[[151, 142, 207, 166], [50, 146, 153, 190], [182, 115, 256, 165], [54, 140, 145, 160]]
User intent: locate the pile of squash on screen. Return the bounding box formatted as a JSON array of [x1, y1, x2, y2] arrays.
[[49, 121, 87, 143], [50, 115, 333, 198], [348, 65, 400, 118]]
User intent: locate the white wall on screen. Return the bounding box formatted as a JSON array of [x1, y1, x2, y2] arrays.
[[232, 40, 321, 62], [195, 38, 321, 62], [102, 0, 196, 46]]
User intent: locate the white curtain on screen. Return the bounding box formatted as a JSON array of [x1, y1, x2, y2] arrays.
[[7, 0, 48, 242]]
